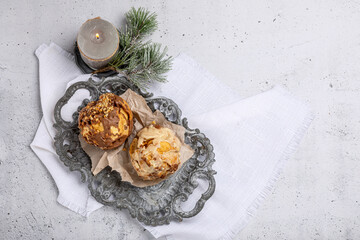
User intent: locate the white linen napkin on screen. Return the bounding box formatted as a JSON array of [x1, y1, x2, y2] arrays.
[[31, 43, 313, 239], [30, 43, 103, 216]]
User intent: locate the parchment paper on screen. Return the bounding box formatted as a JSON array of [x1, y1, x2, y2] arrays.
[[79, 89, 194, 187]]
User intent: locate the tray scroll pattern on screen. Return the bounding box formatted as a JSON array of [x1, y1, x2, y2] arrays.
[[53, 76, 216, 226]]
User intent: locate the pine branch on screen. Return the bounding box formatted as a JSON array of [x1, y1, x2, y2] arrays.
[[126, 7, 158, 41], [128, 43, 172, 89], [108, 7, 172, 90]]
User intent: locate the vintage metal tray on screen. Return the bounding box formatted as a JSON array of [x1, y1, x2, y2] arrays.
[[53, 76, 216, 226]]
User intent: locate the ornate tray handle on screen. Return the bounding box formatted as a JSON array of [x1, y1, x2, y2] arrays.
[[53, 76, 216, 226]]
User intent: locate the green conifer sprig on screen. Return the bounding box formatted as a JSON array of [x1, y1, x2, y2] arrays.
[[108, 7, 172, 90], [126, 7, 157, 40]]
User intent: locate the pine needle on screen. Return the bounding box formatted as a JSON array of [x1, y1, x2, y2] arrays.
[[126, 7, 158, 40], [108, 7, 172, 89]]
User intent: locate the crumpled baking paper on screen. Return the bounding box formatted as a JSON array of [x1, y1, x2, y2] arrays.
[[79, 89, 194, 187]]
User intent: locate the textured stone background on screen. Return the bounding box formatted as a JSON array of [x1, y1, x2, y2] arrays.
[[1, 0, 360, 239]]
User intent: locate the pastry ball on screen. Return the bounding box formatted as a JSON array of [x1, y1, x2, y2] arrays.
[[129, 124, 181, 180], [78, 93, 133, 150]]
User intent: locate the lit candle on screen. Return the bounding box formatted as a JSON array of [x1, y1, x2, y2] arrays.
[[77, 17, 119, 70]]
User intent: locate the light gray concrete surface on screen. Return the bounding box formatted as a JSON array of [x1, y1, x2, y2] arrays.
[[1, 0, 360, 239]]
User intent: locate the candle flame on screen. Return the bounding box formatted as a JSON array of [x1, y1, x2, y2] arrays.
[[96, 33, 100, 39]]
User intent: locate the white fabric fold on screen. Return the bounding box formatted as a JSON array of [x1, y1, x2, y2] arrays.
[[31, 43, 313, 239], [30, 43, 102, 217], [145, 85, 313, 240]]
